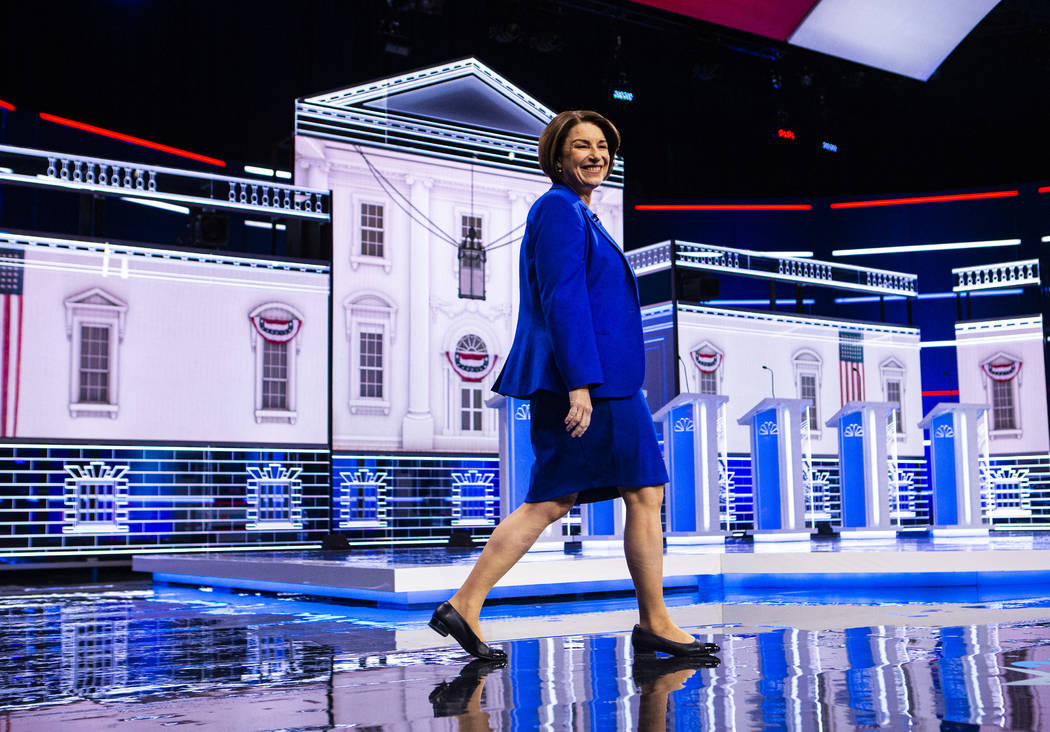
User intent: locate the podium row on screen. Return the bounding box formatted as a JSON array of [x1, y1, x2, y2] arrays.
[[488, 395, 991, 545]]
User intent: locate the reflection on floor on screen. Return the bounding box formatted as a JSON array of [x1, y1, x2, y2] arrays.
[[5, 580, 1050, 729]]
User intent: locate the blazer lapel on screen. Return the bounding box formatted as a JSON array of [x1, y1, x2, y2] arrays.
[[578, 201, 640, 304]]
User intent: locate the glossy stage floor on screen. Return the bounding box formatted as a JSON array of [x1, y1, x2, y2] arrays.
[[2, 534, 1050, 729], [6, 572, 1050, 730]]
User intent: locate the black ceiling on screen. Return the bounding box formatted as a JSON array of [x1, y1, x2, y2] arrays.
[[2, 0, 1049, 201]]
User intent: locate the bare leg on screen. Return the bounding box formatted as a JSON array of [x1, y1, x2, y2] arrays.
[[448, 494, 576, 641], [621, 485, 694, 643]]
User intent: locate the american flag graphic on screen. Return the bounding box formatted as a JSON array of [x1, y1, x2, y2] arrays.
[[0, 249, 23, 437], [839, 331, 864, 406]]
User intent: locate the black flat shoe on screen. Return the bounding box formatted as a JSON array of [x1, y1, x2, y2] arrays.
[[429, 658, 506, 717], [429, 601, 507, 661], [631, 624, 720, 656]]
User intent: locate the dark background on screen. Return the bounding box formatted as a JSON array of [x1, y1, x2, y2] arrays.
[[2, 0, 1049, 203]]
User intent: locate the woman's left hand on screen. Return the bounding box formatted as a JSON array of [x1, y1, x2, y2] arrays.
[[565, 387, 592, 438]]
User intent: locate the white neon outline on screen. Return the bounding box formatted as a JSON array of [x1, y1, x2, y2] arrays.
[[833, 239, 1020, 257], [782, 405, 796, 529], [698, 400, 710, 532], [119, 196, 190, 215], [867, 408, 881, 526], [960, 412, 971, 525]]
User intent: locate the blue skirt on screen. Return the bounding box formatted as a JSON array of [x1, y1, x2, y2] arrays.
[[526, 389, 669, 505]]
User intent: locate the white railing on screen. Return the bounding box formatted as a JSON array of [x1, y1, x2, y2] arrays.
[[0, 144, 330, 221], [953, 259, 1039, 292], [625, 240, 918, 297]]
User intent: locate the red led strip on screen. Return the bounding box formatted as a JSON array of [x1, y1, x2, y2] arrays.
[[636, 204, 812, 211], [921, 390, 960, 397], [39, 112, 225, 167], [0, 99, 14, 112], [831, 190, 1017, 209], [1039, 186, 1050, 193]]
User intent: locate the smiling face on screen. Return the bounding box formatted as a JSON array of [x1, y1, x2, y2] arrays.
[[557, 121, 610, 202]]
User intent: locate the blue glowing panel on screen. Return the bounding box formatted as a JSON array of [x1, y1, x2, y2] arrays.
[[752, 408, 783, 531], [331, 453, 500, 545], [0, 444, 329, 558], [930, 413, 959, 526], [669, 402, 697, 532], [838, 411, 867, 528]]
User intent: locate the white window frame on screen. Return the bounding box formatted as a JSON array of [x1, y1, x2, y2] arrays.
[[442, 325, 498, 438], [689, 340, 724, 395], [345, 291, 396, 416], [879, 356, 907, 437], [350, 195, 392, 273], [792, 348, 823, 438], [982, 351, 1023, 439], [249, 302, 304, 425], [65, 288, 127, 419]]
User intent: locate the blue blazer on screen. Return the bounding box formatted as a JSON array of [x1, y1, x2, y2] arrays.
[[494, 182, 644, 399]]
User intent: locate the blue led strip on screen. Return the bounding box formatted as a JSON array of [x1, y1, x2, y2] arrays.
[[0, 443, 329, 558]]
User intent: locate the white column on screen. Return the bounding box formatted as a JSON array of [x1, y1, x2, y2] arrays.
[[507, 192, 531, 329], [401, 175, 435, 449]]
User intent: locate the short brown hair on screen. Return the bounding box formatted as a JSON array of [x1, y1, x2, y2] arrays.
[[537, 110, 620, 183]]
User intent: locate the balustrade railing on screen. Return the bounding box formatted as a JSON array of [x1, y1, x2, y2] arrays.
[[0, 144, 330, 221], [625, 240, 917, 297], [952, 259, 1039, 292]]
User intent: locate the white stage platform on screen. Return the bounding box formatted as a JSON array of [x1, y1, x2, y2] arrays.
[[132, 532, 1050, 607]]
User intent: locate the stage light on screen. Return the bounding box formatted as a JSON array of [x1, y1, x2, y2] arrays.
[[832, 238, 1020, 257], [244, 164, 275, 177], [39, 112, 226, 167], [708, 298, 815, 306], [120, 196, 190, 215], [0, 167, 11, 174], [831, 190, 1018, 209], [635, 204, 812, 211], [612, 90, 634, 101], [1040, 186, 1050, 194], [822, 141, 838, 152], [275, 170, 292, 180], [0, 99, 14, 112], [777, 128, 796, 139], [245, 220, 287, 231]]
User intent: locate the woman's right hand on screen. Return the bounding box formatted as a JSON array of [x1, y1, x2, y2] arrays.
[[565, 387, 592, 438]]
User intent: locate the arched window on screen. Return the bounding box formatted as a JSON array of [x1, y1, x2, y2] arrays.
[[792, 348, 823, 435], [688, 341, 723, 395], [880, 356, 906, 434], [981, 352, 1022, 436], [249, 302, 305, 424], [444, 330, 499, 436]]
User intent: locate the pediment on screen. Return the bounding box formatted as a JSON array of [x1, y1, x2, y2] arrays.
[[303, 58, 554, 137], [65, 287, 127, 310]]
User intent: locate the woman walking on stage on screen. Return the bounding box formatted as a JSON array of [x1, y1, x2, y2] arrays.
[[430, 110, 719, 662]]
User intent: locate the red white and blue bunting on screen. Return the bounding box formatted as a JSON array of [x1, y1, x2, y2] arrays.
[[446, 350, 498, 382], [251, 315, 302, 344], [691, 349, 722, 373], [981, 359, 1021, 382]]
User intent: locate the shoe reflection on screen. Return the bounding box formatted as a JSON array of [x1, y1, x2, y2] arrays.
[[429, 657, 506, 724], [633, 654, 721, 732]]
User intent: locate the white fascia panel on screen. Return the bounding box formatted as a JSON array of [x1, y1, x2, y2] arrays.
[[788, 0, 1001, 81]]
